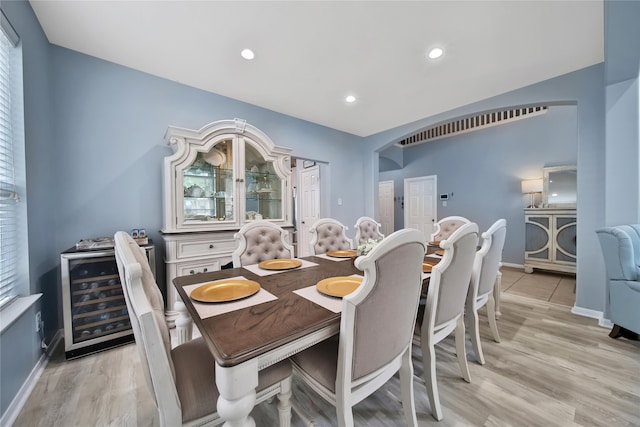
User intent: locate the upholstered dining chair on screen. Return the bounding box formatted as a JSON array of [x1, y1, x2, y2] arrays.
[[291, 228, 426, 427], [353, 216, 385, 246], [466, 219, 507, 365], [417, 222, 479, 421], [309, 218, 354, 255], [114, 231, 293, 427], [430, 216, 471, 242], [232, 220, 295, 267]]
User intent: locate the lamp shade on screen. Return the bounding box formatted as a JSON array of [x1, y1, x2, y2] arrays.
[[521, 178, 543, 194]]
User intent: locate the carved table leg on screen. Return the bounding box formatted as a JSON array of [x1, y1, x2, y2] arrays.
[[165, 279, 180, 328], [216, 360, 258, 427], [174, 298, 193, 345]]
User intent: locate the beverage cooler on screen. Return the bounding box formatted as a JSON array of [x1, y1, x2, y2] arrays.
[[60, 242, 155, 359]]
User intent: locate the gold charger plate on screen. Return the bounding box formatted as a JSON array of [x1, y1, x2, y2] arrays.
[[190, 279, 261, 303], [316, 276, 363, 298], [258, 259, 303, 271], [326, 249, 357, 258], [434, 249, 445, 256]]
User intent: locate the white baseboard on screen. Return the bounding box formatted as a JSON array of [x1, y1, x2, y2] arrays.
[[1, 329, 63, 427], [571, 306, 611, 328], [501, 262, 523, 269]]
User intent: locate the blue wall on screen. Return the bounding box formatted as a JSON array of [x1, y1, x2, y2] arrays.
[[48, 45, 366, 296], [604, 0, 640, 227], [379, 105, 578, 266], [367, 63, 606, 316], [1, 0, 52, 419], [2, 0, 639, 420]]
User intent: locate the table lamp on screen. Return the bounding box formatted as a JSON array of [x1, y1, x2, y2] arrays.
[[521, 178, 543, 208]]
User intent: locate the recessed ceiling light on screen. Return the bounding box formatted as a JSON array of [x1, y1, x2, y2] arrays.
[[241, 48, 255, 60], [345, 95, 356, 103], [427, 47, 444, 60]]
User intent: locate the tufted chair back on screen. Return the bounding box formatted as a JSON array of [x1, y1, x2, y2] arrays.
[[430, 216, 471, 242], [232, 221, 294, 267], [309, 218, 354, 255], [354, 216, 385, 246]]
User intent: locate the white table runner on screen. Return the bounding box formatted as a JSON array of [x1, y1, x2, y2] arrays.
[[183, 276, 277, 319]]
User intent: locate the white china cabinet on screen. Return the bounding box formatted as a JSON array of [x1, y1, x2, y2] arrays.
[[162, 119, 292, 324]]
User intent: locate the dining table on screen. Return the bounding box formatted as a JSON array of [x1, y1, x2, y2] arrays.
[[173, 252, 433, 426]]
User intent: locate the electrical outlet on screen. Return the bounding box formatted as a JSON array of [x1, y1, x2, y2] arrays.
[[35, 311, 41, 332]]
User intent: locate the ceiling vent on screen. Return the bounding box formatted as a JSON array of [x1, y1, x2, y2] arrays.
[[397, 106, 548, 147]]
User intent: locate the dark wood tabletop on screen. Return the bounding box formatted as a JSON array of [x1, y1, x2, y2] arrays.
[[173, 255, 361, 367]]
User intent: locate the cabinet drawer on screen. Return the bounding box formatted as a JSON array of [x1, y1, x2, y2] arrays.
[[176, 258, 231, 276], [176, 238, 236, 259]]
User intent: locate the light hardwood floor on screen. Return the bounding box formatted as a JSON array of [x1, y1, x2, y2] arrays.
[[12, 271, 639, 427], [501, 267, 577, 307]]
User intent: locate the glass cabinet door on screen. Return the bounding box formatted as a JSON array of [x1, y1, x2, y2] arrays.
[[244, 142, 283, 221], [182, 138, 235, 224]]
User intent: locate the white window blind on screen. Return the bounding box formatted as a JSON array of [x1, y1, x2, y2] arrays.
[[0, 12, 20, 308]]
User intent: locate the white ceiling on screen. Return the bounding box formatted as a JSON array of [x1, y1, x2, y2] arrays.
[[29, 1, 604, 137]]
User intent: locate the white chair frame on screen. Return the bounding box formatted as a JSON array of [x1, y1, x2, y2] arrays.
[[308, 218, 354, 255], [114, 231, 292, 427], [467, 219, 506, 365], [232, 220, 294, 267], [418, 222, 478, 420], [430, 215, 471, 242], [353, 216, 385, 246], [293, 229, 426, 427]]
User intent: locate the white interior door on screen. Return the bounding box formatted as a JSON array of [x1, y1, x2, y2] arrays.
[[378, 180, 394, 236], [404, 176, 437, 240], [298, 165, 320, 257]]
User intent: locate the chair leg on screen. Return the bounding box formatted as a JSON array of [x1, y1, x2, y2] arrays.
[[335, 388, 354, 427], [609, 324, 622, 338], [468, 305, 485, 365], [455, 316, 471, 383], [277, 376, 292, 427], [291, 402, 317, 427], [422, 340, 443, 421], [493, 272, 502, 318], [399, 348, 418, 427], [487, 295, 501, 344]]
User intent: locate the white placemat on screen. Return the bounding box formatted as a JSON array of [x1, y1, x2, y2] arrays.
[[243, 259, 319, 277], [183, 276, 277, 319], [293, 274, 363, 313], [314, 253, 353, 262]]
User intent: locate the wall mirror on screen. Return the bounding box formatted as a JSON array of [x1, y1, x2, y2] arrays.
[[543, 165, 577, 208]]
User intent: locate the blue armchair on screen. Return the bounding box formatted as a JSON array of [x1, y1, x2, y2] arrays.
[[596, 225, 640, 339]]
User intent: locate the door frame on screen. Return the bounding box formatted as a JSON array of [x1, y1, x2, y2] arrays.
[[295, 161, 322, 257]]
